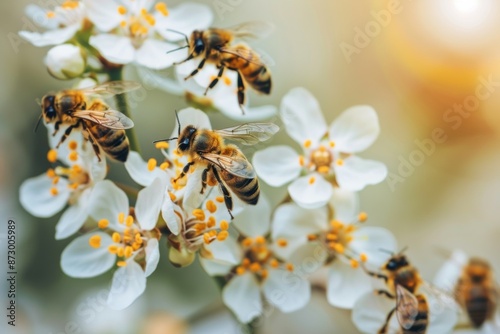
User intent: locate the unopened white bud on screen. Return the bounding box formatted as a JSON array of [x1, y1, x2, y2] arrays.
[[45, 44, 85, 80]]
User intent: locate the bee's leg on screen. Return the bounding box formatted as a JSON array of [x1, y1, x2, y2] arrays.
[[52, 121, 62, 136], [83, 129, 102, 162], [211, 165, 234, 219], [173, 53, 195, 66], [362, 265, 389, 283], [378, 307, 396, 334], [200, 166, 210, 194], [376, 290, 395, 299], [174, 161, 195, 183], [236, 71, 246, 115], [55, 124, 77, 148], [184, 58, 206, 80], [204, 66, 225, 95]]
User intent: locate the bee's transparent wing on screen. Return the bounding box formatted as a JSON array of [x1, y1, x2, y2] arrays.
[[420, 281, 459, 311], [79, 81, 141, 98], [215, 123, 279, 145], [219, 46, 269, 66], [395, 285, 420, 330], [201, 152, 255, 179], [73, 110, 134, 129], [226, 21, 274, 40]]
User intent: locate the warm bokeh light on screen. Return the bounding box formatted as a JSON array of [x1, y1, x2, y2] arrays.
[[453, 0, 479, 13]]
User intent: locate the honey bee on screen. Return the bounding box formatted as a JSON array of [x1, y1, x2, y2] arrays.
[[154, 114, 279, 218], [40, 81, 140, 162], [364, 251, 429, 333], [169, 22, 273, 113], [455, 257, 498, 328]]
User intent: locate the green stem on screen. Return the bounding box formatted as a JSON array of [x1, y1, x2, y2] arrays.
[[108, 67, 141, 153]]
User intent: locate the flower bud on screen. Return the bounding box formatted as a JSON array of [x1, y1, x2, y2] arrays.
[[45, 44, 85, 80]]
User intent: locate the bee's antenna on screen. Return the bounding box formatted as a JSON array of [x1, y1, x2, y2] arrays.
[[167, 45, 189, 54], [166, 29, 189, 45], [378, 248, 394, 255], [33, 113, 43, 133], [398, 246, 409, 255], [152, 137, 178, 144], [175, 110, 181, 137]]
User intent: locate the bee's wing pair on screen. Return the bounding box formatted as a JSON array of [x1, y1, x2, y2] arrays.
[[73, 81, 140, 129]]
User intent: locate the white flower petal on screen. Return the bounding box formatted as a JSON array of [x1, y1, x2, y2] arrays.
[[161, 197, 181, 235], [90, 34, 135, 65], [19, 25, 78, 47], [89, 181, 129, 228], [335, 156, 388, 191], [222, 273, 263, 324], [125, 151, 166, 187], [61, 232, 115, 278], [204, 236, 242, 265], [253, 146, 301, 187], [217, 98, 277, 122], [327, 261, 373, 309], [144, 239, 160, 277], [89, 153, 107, 182], [19, 174, 70, 218], [288, 174, 333, 209], [427, 292, 459, 334], [434, 249, 468, 291], [107, 261, 146, 310], [135, 177, 165, 230], [135, 39, 185, 70], [83, 0, 122, 32], [280, 87, 327, 145], [272, 203, 328, 239], [233, 194, 271, 237], [352, 292, 399, 334], [156, 3, 214, 41], [350, 227, 398, 267], [262, 269, 311, 313], [329, 106, 380, 153], [330, 187, 359, 223], [199, 258, 234, 277], [283, 241, 328, 273], [25, 5, 58, 30], [55, 189, 91, 240]]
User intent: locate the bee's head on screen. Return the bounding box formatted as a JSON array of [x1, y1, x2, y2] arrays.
[[41, 95, 57, 122], [190, 30, 205, 56], [384, 254, 409, 272], [177, 125, 197, 152], [466, 258, 490, 282]]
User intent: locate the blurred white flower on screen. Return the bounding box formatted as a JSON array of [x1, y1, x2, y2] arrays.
[[45, 44, 86, 79], [85, 0, 213, 69], [253, 87, 387, 208], [19, 1, 86, 47], [201, 196, 311, 324], [19, 126, 106, 239], [271, 188, 397, 309], [60, 180, 163, 310]]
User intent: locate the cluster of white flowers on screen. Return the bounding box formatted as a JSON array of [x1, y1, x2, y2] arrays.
[[18, 1, 496, 333]]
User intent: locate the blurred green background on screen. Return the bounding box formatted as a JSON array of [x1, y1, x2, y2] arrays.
[[2, 0, 500, 333]]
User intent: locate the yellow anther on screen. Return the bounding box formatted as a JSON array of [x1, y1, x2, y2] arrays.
[[308, 176, 316, 185], [250, 262, 261, 272], [47, 168, 56, 178], [207, 216, 216, 228], [299, 155, 305, 166], [215, 196, 224, 203], [223, 76, 232, 86], [330, 220, 344, 229], [358, 212, 368, 222], [303, 139, 312, 148], [345, 236, 354, 243], [52, 176, 60, 185], [124, 246, 133, 258], [193, 223, 206, 233], [360, 253, 368, 262], [317, 166, 330, 174], [117, 247, 125, 257], [277, 239, 288, 247], [112, 232, 121, 243], [336, 159, 344, 166], [236, 266, 246, 275], [160, 162, 170, 170], [255, 236, 265, 244], [46, 11, 55, 18], [346, 225, 356, 233], [68, 140, 78, 150], [125, 215, 134, 227], [98, 219, 109, 229], [206, 200, 217, 213], [47, 149, 58, 163], [261, 269, 269, 279], [242, 238, 253, 247], [117, 5, 127, 15], [72, 165, 82, 173], [270, 259, 279, 268], [326, 233, 338, 241], [329, 141, 335, 148], [108, 245, 118, 254], [68, 151, 78, 162], [50, 187, 59, 196], [117, 261, 127, 267], [318, 145, 326, 152], [203, 233, 212, 244], [350, 259, 359, 269], [155, 2, 169, 16], [120, 20, 127, 28], [155, 141, 169, 149], [62, 1, 79, 9], [332, 243, 345, 254], [147, 158, 157, 171], [69, 183, 79, 190], [140, 8, 148, 15], [217, 231, 229, 241], [307, 234, 318, 241], [220, 220, 229, 231], [135, 233, 143, 244], [286, 263, 294, 272], [118, 212, 125, 224], [89, 235, 101, 248], [242, 258, 251, 267], [209, 230, 217, 237], [132, 242, 141, 250], [168, 192, 176, 201], [192, 209, 205, 221], [144, 14, 155, 26]]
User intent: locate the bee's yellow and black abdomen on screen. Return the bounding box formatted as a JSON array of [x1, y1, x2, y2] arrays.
[[85, 121, 130, 162], [465, 287, 493, 328], [241, 64, 272, 95], [227, 173, 260, 205], [403, 294, 428, 334]]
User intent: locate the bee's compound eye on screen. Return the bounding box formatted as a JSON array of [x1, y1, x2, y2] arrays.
[[386, 260, 398, 270], [178, 138, 190, 151], [194, 39, 204, 54]]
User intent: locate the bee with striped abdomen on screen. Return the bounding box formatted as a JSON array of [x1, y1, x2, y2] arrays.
[[40, 81, 140, 162]]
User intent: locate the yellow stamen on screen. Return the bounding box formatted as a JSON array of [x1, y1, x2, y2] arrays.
[[223, 76, 232, 86], [308, 176, 316, 185], [207, 216, 216, 228], [203, 233, 212, 244], [303, 139, 312, 148], [68, 140, 78, 150], [147, 158, 157, 171], [124, 246, 133, 258], [215, 196, 224, 203], [205, 200, 217, 213], [144, 14, 155, 26], [117, 247, 125, 257], [360, 253, 368, 262], [117, 261, 127, 267], [307, 234, 318, 241], [50, 187, 58, 196], [89, 235, 101, 248], [277, 239, 288, 247], [120, 20, 127, 28], [61, 1, 79, 9], [155, 141, 169, 149], [220, 220, 229, 231], [286, 263, 294, 272], [270, 259, 279, 268], [160, 162, 170, 170], [330, 220, 344, 229], [125, 215, 134, 227], [68, 151, 78, 162], [98, 219, 109, 229], [329, 141, 335, 148], [118, 212, 125, 224], [242, 238, 253, 247], [255, 236, 265, 244], [47, 169, 56, 178], [132, 242, 141, 250], [261, 269, 269, 279], [358, 212, 368, 222], [108, 245, 118, 254], [317, 166, 330, 174], [217, 231, 229, 241], [319, 145, 326, 152], [332, 243, 344, 254], [52, 176, 60, 185], [336, 159, 344, 166], [326, 233, 338, 241], [299, 155, 305, 166], [350, 259, 359, 268], [345, 236, 354, 243], [112, 232, 121, 243], [46, 11, 55, 18], [117, 5, 127, 15], [250, 263, 261, 272], [69, 183, 79, 190], [135, 233, 143, 244], [192, 209, 205, 221], [346, 225, 356, 233], [168, 192, 176, 201], [236, 266, 246, 275], [47, 149, 58, 163], [155, 2, 169, 16]]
